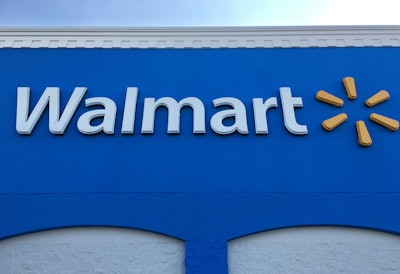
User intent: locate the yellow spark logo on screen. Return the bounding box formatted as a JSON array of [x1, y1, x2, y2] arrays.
[[316, 77, 399, 147]]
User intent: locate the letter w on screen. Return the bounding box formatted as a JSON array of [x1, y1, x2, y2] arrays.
[[16, 87, 86, 134]]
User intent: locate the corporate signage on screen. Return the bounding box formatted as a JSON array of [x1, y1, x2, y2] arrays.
[[16, 86, 308, 136], [15, 76, 398, 147]]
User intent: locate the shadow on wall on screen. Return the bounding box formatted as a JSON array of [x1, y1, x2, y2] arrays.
[[228, 226, 400, 274], [0, 227, 185, 274]]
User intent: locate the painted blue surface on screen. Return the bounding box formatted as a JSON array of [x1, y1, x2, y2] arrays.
[[185, 240, 227, 274], [0, 47, 400, 242]]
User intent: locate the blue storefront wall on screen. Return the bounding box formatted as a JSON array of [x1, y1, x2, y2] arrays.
[[1, 47, 400, 273]]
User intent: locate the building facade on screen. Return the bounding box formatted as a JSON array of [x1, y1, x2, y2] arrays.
[[1, 26, 400, 273]]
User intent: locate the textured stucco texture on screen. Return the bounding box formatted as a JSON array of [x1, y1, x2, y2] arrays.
[[2, 226, 400, 273], [0, 227, 185, 274], [229, 226, 400, 274]]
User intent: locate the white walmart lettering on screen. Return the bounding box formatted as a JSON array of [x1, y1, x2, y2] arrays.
[[15, 87, 308, 136]]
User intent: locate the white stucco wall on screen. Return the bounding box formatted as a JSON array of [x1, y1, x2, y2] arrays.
[[3, 226, 400, 273], [0, 227, 185, 274], [228, 226, 400, 274]]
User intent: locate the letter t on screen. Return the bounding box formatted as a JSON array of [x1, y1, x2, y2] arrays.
[[279, 87, 308, 135]]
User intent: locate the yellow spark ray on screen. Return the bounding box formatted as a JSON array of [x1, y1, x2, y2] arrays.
[[322, 113, 348, 131], [343, 76, 357, 100], [356, 121, 372, 147], [316, 90, 344, 107], [365, 90, 390, 107], [370, 113, 399, 131]]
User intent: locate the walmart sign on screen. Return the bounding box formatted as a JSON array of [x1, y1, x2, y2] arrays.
[[15, 76, 398, 147], [16, 86, 308, 136]]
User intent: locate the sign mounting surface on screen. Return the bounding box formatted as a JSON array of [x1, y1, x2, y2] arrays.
[[1, 47, 400, 240]]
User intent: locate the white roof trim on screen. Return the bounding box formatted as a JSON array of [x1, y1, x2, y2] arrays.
[[0, 26, 400, 49]]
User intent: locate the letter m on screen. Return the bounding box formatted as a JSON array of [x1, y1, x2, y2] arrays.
[[16, 87, 86, 134], [141, 97, 205, 134]]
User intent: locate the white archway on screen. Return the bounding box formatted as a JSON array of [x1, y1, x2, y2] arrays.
[[229, 226, 400, 273], [0, 227, 185, 274]]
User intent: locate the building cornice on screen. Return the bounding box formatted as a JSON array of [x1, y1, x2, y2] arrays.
[[0, 26, 399, 48]]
